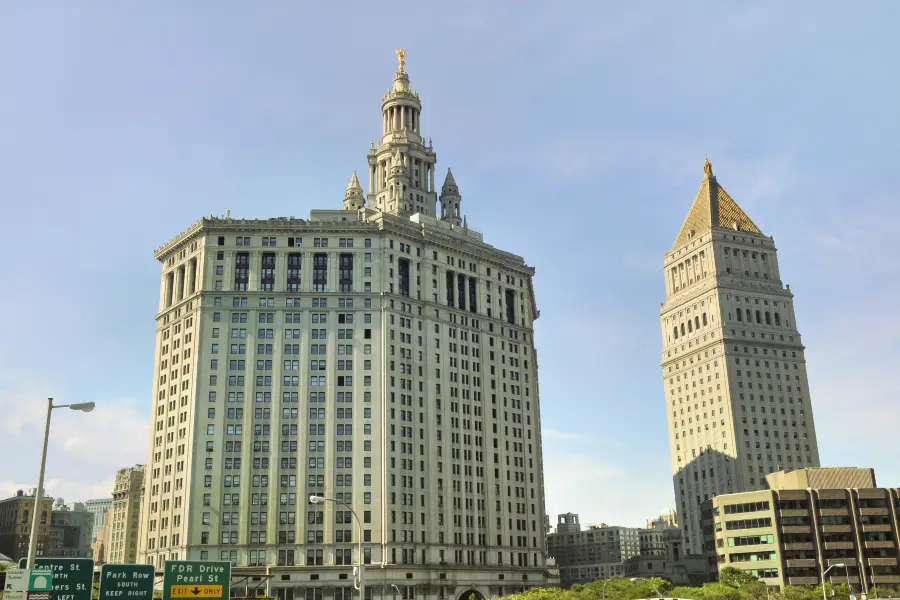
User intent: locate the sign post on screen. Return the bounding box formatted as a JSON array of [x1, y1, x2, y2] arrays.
[[98, 565, 155, 600], [17, 558, 94, 600], [162, 561, 230, 600]]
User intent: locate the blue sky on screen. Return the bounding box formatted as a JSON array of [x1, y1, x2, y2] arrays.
[[1, 2, 898, 528]]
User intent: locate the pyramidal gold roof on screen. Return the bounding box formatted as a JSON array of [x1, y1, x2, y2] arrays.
[[671, 158, 762, 251]]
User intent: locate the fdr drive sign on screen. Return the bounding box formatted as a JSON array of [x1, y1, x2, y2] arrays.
[[162, 561, 230, 600]]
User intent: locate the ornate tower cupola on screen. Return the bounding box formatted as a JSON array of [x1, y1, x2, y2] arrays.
[[343, 171, 365, 211], [366, 50, 439, 217], [439, 168, 462, 226]]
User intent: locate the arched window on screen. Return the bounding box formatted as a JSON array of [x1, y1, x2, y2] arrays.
[[688, 320, 693, 333], [774, 313, 781, 326], [673, 327, 679, 340], [736, 310, 742, 322], [746, 309, 752, 322], [702, 313, 708, 326], [755, 310, 761, 323], [695, 316, 700, 330], [681, 324, 686, 336], [765, 312, 771, 325]]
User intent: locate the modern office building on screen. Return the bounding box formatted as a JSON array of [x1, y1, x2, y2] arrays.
[[138, 52, 552, 599], [0, 490, 54, 562], [107, 465, 144, 564], [702, 467, 900, 591], [660, 159, 821, 553]]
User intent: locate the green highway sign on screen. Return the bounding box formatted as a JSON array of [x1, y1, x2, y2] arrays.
[[99, 565, 155, 600], [17, 558, 95, 600], [162, 561, 230, 600]]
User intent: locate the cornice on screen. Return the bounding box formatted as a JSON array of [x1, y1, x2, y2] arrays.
[[375, 213, 535, 275], [154, 217, 381, 262], [661, 272, 791, 315]]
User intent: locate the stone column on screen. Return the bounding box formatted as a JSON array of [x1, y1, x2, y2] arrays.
[[400, 106, 406, 130], [162, 272, 173, 310], [429, 165, 435, 193], [369, 165, 375, 195], [187, 258, 197, 295], [174, 266, 185, 302], [247, 252, 257, 292]]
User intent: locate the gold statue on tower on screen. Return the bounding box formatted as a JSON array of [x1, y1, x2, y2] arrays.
[[395, 48, 406, 72]]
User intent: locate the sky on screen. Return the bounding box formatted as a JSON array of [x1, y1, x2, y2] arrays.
[[1, 2, 898, 529]]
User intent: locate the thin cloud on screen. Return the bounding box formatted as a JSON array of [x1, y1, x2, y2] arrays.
[[0, 371, 149, 503], [543, 429, 582, 441]]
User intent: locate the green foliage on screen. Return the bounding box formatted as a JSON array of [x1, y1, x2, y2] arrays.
[[496, 569, 871, 600]]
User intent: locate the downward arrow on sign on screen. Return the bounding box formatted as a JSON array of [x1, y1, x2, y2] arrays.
[[191, 588, 201, 596]]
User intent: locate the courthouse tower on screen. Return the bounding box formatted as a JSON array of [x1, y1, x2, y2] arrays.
[[139, 51, 553, 599], [660, 159, 820, 554]]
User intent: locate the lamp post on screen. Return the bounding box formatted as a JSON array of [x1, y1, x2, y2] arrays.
[[311, 495, 364, 600], [822, 563, 846, 600], [601, 577, 613, 600], [631, 577, 663, 598], [27, 398, 96, 568]]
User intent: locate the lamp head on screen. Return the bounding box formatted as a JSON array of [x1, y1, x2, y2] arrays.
[[309, 495, 325, 504], [69, 402, 95, 413]]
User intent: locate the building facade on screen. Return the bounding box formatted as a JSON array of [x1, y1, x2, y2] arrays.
[[546, 514, 650, 587], [138, 53, 552, 600], [49, 501, 93, 558], [702, 467, 900, 591], [0, 490, 54, 562], [107, 466, 144, 564], [660, 159, 821, 553], [84, 498, 112, 549], [624, 528, 708, 586]]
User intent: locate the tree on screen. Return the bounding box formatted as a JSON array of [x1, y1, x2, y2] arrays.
[[718, 568, 760, 590]]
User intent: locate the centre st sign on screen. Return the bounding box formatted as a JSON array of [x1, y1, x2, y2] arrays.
[[17, 558, 94, 600], [162, 561, 230, 600]]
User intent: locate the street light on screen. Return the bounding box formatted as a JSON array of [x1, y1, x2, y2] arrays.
[[27, 398, 96, 568], [631, 577, 664, 598], [601, 577, 614, 600], [822, 563, 847, 600], [310, 495, 364, 599]]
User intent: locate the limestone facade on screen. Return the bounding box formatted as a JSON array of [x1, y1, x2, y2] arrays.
[[138, 54, 554, 600], [660, 160, 821, 555]]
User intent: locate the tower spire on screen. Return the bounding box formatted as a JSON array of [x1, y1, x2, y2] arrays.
[[671, 157, 762, 250], [366, 51, 438, 218]]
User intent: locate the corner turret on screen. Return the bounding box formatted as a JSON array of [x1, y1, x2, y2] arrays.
[[344, 171, 366, 211], [440, 168, 462, 226]]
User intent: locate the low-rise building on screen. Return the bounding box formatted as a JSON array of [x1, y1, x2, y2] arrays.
[[702, 467, 900, 591], [548, 513, 674, 587], [0, 490, 54, 562], [624, 528, 709, 585]]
